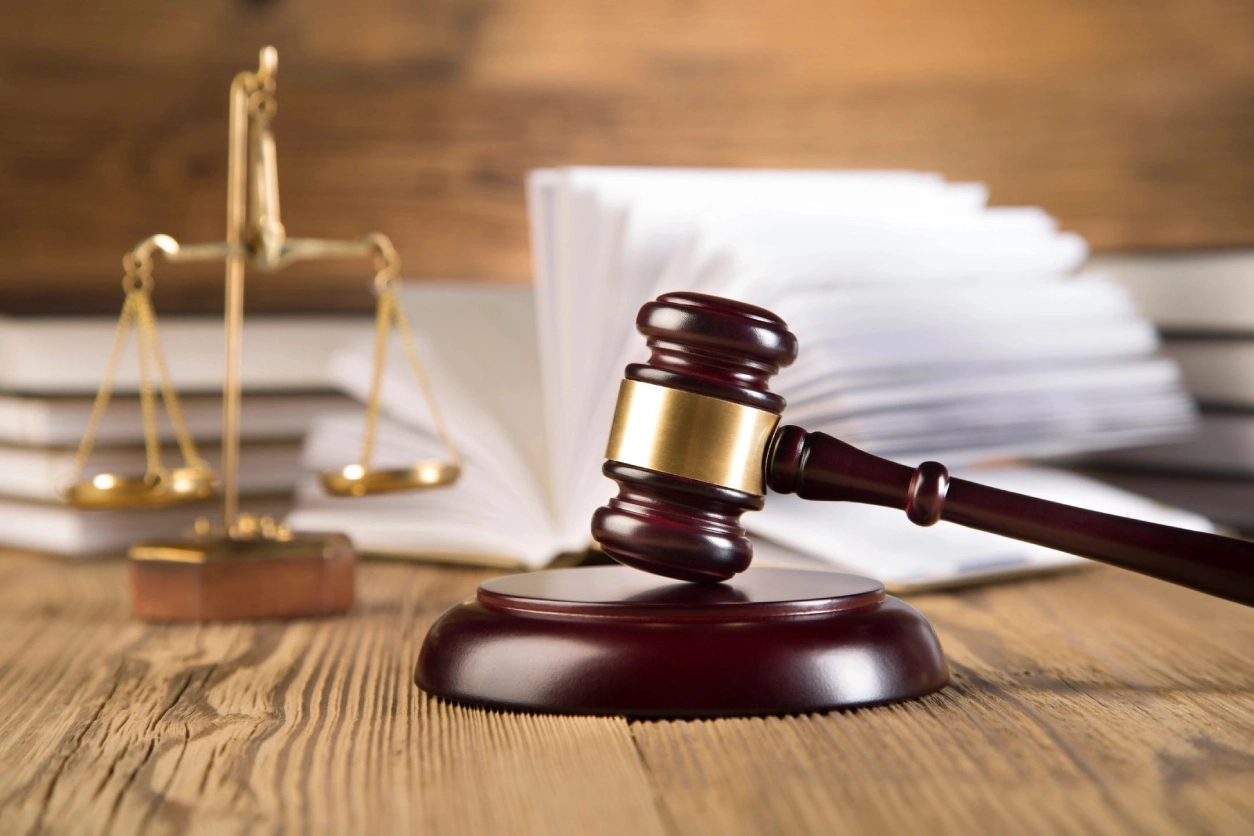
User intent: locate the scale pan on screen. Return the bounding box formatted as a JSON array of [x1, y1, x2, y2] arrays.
[[321, 460, 461, 497], [64, 466, 218, 510]]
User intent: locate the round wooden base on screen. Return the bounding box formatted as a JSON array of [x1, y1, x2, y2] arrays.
[[415, 566, 948, 717]]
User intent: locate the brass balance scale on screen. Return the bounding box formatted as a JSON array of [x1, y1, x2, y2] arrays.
[[62, 47, 460, 620]]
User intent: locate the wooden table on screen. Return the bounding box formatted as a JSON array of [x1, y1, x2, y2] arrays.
[[1, 554, 1252, 835]]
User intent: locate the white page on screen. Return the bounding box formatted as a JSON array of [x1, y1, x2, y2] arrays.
[[328, 338, 546, 513], [791, 371, 1193, 444], [527, 171, 568, 517], [293, 415, 556, 565], [0, 392, 356, 447], [710, 219, 1087, 301], [784, 357, 1184, 419], [0, 318, 370, 393], [288, 328, 562, 565], [772, 277, 1140, 339], [780, 320, 1159, 389], [398, 282, 549, 492]]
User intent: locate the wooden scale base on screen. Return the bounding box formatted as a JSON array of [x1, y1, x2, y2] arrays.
[[130, 533, 355, 622], [416, 566, 949, 717]]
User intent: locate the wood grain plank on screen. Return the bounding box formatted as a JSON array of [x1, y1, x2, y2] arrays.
[[0, 556, 668, 836], [628, 568, 1254, 835], [3, 0, 1254, 312], [1, 552, 1252, 833]]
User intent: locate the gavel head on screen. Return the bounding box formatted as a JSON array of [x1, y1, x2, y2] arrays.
[[591, 292, 798, 583]]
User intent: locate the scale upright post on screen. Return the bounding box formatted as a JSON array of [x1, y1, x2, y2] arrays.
[[128, 48, 359, 620], [220, 44, 251, 539], [65, 47, 459, 621]]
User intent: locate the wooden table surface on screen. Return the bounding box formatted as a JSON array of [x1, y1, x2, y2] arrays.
[[1, 553, 1252, 835]]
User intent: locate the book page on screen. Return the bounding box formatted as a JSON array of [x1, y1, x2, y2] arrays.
[[398, 282, 550, 494], [290, 326, 560, 567], [293, 414, 556, 566], [0, 318, 370, 393]]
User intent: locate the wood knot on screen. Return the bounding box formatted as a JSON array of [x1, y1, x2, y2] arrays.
[[906, 461, 949, 527]]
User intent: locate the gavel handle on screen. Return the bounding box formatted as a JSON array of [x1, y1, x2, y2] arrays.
[[766, 426, 1254, 607]]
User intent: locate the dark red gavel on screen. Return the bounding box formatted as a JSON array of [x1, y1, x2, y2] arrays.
[[592, 291, 1254, 607]]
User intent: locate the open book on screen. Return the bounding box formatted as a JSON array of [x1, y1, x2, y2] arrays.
[[289, 169, 1205, 588]]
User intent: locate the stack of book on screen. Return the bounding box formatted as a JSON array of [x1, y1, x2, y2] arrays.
[[1082, 251, 1254, 533], [0, 317, 366, 555], [289, 168, 1208, 590]]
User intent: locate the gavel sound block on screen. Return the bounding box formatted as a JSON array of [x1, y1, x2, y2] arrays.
[[416, 293, 1254, 717]]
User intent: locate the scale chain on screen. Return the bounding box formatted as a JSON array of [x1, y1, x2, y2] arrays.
[[133, 292, 163, 478], [133, 289, 208, 471], [358, 286, 394, 470], [67, 293, 138, 489], [392, 291, 461, 468]]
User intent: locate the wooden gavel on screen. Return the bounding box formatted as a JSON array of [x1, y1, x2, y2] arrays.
[[592, 291, 1254, 606]]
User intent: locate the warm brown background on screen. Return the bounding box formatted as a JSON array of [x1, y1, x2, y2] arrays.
[[3, 0, 1254, 313]]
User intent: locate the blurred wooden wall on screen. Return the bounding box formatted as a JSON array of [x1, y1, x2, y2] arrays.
[[3, 0, 1254, 313]]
